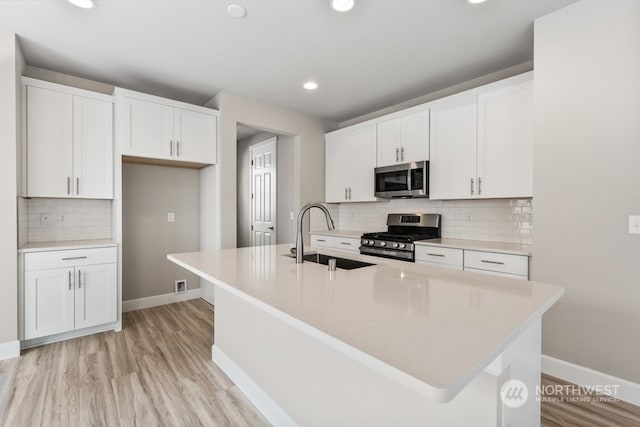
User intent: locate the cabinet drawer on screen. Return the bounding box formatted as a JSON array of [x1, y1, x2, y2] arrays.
[[310, 235, 335, 248], [25, 247, 117, 271], [463, 250, 528, 277], [334, 237, 361, 252], [415, 245, 463, 268], [464, 267, 528, 280]]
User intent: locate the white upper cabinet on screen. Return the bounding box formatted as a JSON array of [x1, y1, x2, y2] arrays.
[[73, 96, 114, 199], [116, 88, 218, 165], [429, 72, 533, 200], [477, 80, 533, 198], [173, 108, 218, 163], [325, 125, 377, 203], [24, 79, 113, 199], [429, 95, 478, 200], [123, 97, 174, 159], [376, 109, 429, 167]]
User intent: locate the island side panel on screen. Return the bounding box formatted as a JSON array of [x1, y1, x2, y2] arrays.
[[212, 285, 505, 427]]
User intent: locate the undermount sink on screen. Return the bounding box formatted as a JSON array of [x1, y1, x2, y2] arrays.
[[285, 252, 375, 270]]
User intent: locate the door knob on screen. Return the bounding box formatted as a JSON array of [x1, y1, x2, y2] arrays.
[[268, 226, 274, 230]]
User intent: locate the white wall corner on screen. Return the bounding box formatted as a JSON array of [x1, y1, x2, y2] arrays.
[[0, 340, 20, 362], [122, 288, 203, 313], [542, 355, 640, 407]]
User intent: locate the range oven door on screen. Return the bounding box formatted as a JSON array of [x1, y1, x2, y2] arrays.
[[374, 161, 429, 198]]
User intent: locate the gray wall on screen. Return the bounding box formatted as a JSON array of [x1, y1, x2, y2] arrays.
[[236, 132, 296, 248], [206, 91, 335, 250], [122, 163, 201, 301], [534, 0, 640, 382], [0, 32, 22, 346], [276, 135, 295, 244]]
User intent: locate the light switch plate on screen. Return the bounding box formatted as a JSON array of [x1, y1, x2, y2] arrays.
[[168, 212, 175, 223], [629, 215, 640, 235]]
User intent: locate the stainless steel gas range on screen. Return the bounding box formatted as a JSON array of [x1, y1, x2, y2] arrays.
[[360, 213, 441, 262]]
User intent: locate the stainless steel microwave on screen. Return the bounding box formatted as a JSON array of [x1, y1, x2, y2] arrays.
[[374, 161, 429, 198]]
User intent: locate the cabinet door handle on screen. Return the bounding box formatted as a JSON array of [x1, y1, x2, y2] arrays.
[[470, 178, 474, 196], [176, 141, 180, 157], [345, 188, 348, 200], [478, 177, 482, 196], [316, 239, 326, 242], [67, 177, 71, 195], [76, 177, 79, 195], [170, 140, 173, 156], [396, 147, 400, 162], [400, 146, 405, 161], [427, 253, 445, 257], [481, 259, 505, 265], [68, 270, 72, 290], [62, 256, 87, 261], [78, 269, 82, 289], [340, 242, 352, 246], [348, 187, 352, 200]]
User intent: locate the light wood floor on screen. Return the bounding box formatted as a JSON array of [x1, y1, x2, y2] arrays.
[[541, 374, 640, 427], [0, 299, 268, 427], [1, 300, 639, 426]]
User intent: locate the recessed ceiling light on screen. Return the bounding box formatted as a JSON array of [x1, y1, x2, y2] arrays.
[[331, 0, 355, 12], [67, 0, 96, 9], [467, 0, 488, 4], [303, 81, 318, 90], [226, 4, 247, 18]]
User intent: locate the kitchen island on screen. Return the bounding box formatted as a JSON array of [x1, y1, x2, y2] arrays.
[[169, 244, 563, 427]]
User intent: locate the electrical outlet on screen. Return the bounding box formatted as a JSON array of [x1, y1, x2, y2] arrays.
[[466, 214, 473, 223], [168, 212, 175, 223], [57, 214, 66, 224], [289, 211, 294, 220], [40, 213, 53, 226], [175, 279, 187, 293], [629, 215, 640, 235]]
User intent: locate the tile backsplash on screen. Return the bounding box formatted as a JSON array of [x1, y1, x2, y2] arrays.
[[19, 198, 113, 244], [311, 198, 533, 244]]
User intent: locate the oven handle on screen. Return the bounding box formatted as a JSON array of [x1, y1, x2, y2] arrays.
[[360, 246, 414, 261]]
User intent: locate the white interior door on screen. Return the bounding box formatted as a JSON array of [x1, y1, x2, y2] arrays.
[[250, 138, 277, 246]]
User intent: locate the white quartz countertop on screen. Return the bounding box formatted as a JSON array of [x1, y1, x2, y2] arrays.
[[18, 239, 117, 253], [168, 244, 562, 402], [414, 238, 532, 256], [311, 229, 532, 256], [309, 229, 364, 239]]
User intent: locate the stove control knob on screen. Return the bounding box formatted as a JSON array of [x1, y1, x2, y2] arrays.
[[380, 241, 386, 247], [399, 243, 406, 249], [392, 243, 399, 248], [367, 240, 374, 245]]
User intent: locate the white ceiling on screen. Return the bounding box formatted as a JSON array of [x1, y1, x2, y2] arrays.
[[0, 0, 577, 122]]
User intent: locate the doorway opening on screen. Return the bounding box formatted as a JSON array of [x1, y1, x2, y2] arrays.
[[236, 124, 295, 248]]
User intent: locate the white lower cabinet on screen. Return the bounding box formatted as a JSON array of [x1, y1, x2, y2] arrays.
[[415, 245, 463, 270], [310, 235, 360, 252], [463, 250, 529, 280], [23, 247, 117, 340]]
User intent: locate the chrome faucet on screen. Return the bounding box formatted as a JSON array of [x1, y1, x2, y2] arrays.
[[296, 202, 335, 263]]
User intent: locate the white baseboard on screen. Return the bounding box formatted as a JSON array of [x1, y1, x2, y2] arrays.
[[122, 288, 202, 312], [0, 340, 20, 362], [542, 355, 640, 407], [212, 345, 296, 427]]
